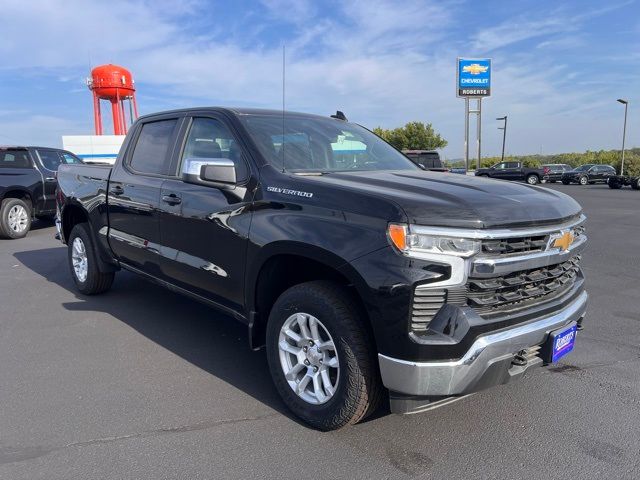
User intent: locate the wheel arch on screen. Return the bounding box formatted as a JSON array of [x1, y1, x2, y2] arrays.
[[1, 189, 33, 210], [247, 242, 373, 350]]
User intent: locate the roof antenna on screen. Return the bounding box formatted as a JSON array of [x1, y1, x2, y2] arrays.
[[281, 44, 286, 173], [331, 111, 348, 121]]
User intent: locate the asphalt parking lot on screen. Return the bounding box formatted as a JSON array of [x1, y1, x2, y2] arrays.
[[1, 183, 639, 479]]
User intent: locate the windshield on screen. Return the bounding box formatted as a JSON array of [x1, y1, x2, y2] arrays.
[[573, 165, 593, 172], [240, 114, 418, 173]]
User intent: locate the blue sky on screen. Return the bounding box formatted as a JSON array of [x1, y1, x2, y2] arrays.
[[0, 0, 638, 159]]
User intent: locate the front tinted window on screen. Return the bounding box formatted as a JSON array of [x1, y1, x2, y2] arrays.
[[241, 115, 418, 172], [182, 117, 248, 181], [0, 149, 31, 168], [574, 165, 593, 172], [37, 149, 63, 171], [130, 119, 179, 175]]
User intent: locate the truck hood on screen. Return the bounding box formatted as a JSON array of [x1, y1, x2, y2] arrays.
[[303, 170, 582, 228]]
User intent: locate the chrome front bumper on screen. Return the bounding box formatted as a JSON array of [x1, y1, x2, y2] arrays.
[[379, 290, 588, 396]]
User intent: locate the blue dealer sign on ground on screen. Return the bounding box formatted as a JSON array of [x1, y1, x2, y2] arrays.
[[457, 58, 491, 97]]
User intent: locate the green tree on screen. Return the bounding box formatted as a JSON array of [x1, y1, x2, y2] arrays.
[[373, 121, 447, 150]]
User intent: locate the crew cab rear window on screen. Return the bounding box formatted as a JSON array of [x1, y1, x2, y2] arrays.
[[129, 119, 179, 175], [0, 150, 31, 168]]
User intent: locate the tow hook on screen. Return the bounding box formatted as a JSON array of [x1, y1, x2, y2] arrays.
[[512, 350, 529, 366]]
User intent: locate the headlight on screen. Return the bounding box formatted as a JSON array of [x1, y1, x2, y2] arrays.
[[387, 224, 481, 258]]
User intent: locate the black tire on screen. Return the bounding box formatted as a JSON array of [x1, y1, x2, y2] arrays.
[[579, 176, 588, 185], [549, 180, 556, 183], [526, 174, 539, 185], [609, 182, 622, 189], [632, 178, 640, 191], [67, 223, 114, 295], [266, 281, 382, 431], [0, 198, 32, 239], [562, 180, 570, 185]]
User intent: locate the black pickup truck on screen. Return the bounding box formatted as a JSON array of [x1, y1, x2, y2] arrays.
[[56, 108, 588, 430], [0, 146, 83, 238], [475, 161, 546, 185]]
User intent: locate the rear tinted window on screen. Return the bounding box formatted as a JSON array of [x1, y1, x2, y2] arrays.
[[130, 119, 179, 175], [0, 150, 31, 168]]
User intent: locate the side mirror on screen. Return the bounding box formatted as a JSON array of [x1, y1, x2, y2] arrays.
[[182, 158, 236, 187], [417, 163, 426, 170]]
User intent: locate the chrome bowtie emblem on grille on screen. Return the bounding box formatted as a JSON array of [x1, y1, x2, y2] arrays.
[[548, 231, 575, 252]]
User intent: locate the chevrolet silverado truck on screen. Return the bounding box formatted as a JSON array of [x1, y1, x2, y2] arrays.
[[0, 146, 83, 239], [475, 161, 546, 185], [56, 108, 588, 430]]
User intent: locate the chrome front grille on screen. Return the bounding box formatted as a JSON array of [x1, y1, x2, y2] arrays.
[[409, 255, 582, 333], [467, 256, 581, 316], [408, 216, 586, 334]]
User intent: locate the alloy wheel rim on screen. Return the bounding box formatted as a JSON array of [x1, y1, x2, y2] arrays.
[[278, 312, 339, 405], [71, 237, 88, 282], [7, 205, 28, 233]]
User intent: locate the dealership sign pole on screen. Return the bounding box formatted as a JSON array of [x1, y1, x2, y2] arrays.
[[457, 58, 491, 171]]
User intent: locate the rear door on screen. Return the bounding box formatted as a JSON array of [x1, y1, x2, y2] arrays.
[[33, 148, 72, 213], [106, 115, 183, 274], [157, 114, 255, 311]]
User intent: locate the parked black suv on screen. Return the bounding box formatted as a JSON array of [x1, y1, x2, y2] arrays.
[[0, 146, 82, 239], [56, 108, 588, 430], [542, 164, 572, 183], [561, 164, 615, 185]]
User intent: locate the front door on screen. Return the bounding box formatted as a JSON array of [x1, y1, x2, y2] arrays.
[[107, 116, 182, 275], [157, 115, 255, 311]]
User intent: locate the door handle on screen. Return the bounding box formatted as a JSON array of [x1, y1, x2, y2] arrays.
[[45, 177, 56, 182], [110, 185, 124, 196], [162, 193, 182, 205]]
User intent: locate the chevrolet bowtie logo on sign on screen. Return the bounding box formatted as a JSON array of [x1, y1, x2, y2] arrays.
[[550, 231, 575, 252], [457, 58, 491, 97], [462, 63, 489, 75]]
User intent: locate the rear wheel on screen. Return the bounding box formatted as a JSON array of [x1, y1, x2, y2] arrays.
[[526, 174, 540, 185], [632, 178, 640, 190], [0, 198, 32, 239], [266, 281, 382, 430], [579, 176, 588, 185], [68, 223, 115, 294]]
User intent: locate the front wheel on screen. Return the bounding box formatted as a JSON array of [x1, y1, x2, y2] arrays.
[[0, 198, 32, 239], [68, 223, 115, 294], [609, 182, 622, 189], [266, 281, 382, 430], [526, 174, 540, 185], [562, 180, 570, 185], [632, 178, 640, 190]]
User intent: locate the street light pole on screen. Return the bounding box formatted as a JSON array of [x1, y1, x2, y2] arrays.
[[617, 99, 628, 176], [497, 116, 507, 162]]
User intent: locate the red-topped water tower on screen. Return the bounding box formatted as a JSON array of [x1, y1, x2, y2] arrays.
[[87, 64, 139, 135]]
